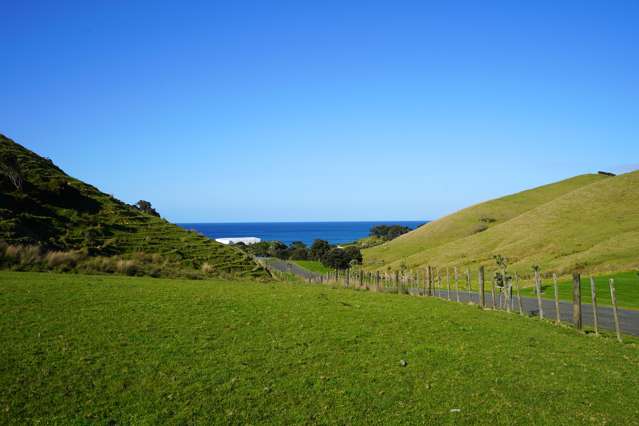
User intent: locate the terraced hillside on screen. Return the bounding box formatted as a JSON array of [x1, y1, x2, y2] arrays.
[[0, 134, 266, 278], [364, 171, 639, 275]]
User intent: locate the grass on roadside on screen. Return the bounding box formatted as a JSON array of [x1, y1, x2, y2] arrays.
[[519, 271, 639, 310]]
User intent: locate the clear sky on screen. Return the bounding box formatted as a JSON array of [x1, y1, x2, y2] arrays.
[[2, 1, 638, 222]]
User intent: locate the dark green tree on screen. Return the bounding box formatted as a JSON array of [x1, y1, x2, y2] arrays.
[[370, 224, 412, 241], [344, 246, 363, 264], [268, 241, 288, 259], [289, 246, 308, 260], [321, 248, 350, 270], [310, 239, 331, 261], [134, 200, 160, 217]]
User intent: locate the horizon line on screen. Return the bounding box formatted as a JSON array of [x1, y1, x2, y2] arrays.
[[176, 219, 428, 225]]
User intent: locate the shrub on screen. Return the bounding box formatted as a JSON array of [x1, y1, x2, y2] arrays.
[[23, 245, 42, 265], [45, 250, 85, 270], [201, 262, 215, 274], [116, 259, 138, 276], [4, 245, 19, 259], [479, 215, 496, 224], [183, 271, 204, 280], [46, 251, 71, 268], [472, 223, 488, 234]]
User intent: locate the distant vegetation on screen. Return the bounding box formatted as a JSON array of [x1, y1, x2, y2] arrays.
[[364, 172, 639, 276], [337, 223, 423, 250], [369, 224, 413, 240], [237, 239, 362, 270], [133, 200, 160, 217], [0, 134, 267, 279]]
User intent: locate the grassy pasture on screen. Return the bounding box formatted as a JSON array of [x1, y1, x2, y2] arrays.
[[2, 272, 639, 424], [364, 171, 639, 275]]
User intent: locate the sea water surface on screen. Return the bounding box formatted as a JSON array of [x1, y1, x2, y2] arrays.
[[178, 221, 425, 246]]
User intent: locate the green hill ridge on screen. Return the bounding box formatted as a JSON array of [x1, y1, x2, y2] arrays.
[[364, 171, 639, 275], [0, 134, 266, 278]]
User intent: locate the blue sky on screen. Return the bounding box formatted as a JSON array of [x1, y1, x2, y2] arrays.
[[2, 1, 638, 222]]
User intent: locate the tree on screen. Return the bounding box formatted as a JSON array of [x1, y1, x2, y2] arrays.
[[287, 241, 308, 260], [289, 247, 308, 260], [369, 224, 412, 241], [310, 239, 331, 261], [321, 248, 350, 270], [245, 241, 271, 257], [134, 200, 160, 217], [268, 241, 288, 259], [0, 152, 24, 191], [344, 246, 363, 264]]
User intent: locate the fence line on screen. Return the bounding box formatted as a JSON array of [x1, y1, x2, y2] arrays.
[[280, 263, 628, 343]]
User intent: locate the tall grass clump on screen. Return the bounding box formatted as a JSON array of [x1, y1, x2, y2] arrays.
[[45, 250, 86, 270], [116, 259, 138, 276], [201, 262, 215, 275]]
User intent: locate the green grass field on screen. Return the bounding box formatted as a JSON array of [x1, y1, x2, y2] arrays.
[[292, 260, 332, 274], [2, 272, 639, 424], [364, 171, 639, 276]]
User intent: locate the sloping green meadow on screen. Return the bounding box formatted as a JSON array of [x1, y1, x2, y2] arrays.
[[364, 171, 639, 276], [1, 272, 638, 424]]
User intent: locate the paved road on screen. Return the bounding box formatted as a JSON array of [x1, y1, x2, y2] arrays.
[[257, 259, 639, 337]]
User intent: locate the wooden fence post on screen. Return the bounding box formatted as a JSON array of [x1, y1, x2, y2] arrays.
[[515, 272, 523, 315], [553, 273, 560, 324], [466, 268, 471, 302], [478, 266, 485, 308], [424, 266, 429, 296], [508, 268, 511, 312], [431, 266, 436, 296], [454, 267, 460, 302], [572, 272, 582, 330], [535, 269, 544, 320], [437, 269, 442, 298], [395, 270, 400, 294], [490, 276, 496, 309], [609, 278, 622, 342], [590, 276, 598, 336], [446, 268, 451, 300], [428, 266, 435, 296], [375, 271, 380, 292]]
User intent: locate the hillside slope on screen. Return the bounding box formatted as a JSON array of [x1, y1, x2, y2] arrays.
[[0, 134, 266, 278], [364, 172, 639, 274]]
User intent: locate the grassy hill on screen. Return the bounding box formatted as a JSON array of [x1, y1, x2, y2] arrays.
[[2, 271, 638, 424], [0, 134, 266, 278], [364, 172, 639, 275]]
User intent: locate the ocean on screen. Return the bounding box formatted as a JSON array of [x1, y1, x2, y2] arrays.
[[178, 221, 425, 246]]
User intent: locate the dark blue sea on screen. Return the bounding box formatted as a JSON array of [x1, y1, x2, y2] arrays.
[[178, 221, 425, 246]]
